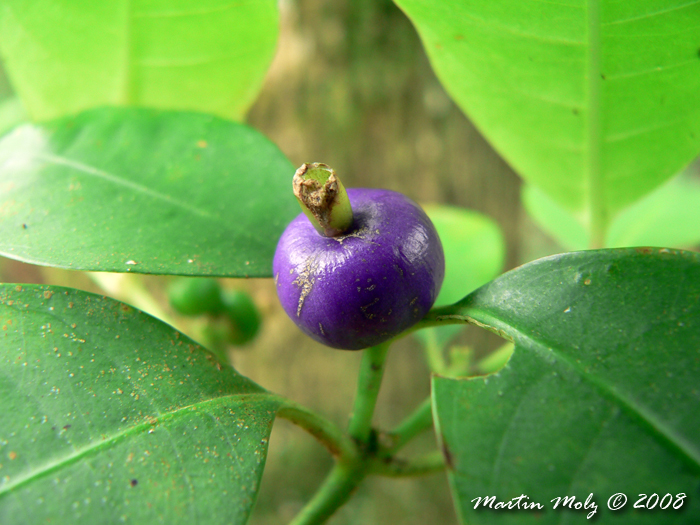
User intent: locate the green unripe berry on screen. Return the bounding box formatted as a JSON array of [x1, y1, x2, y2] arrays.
[[168, 278, 224, 316], [222, 289, 261, 345]]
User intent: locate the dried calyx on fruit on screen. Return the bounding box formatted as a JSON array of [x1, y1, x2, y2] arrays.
[[273, 163, 444, 350]]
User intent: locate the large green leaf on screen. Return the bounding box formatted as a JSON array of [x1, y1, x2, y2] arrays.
[[0, 0, 278, 121], [607, 173, 700, 248], [522, 183, 589, 251], [430, 249, 700, 524], [0, 107, 298, 277], [0, 96, 26, 135], [416, 204, 505, 350], [0, 283, 282, 524], [524, 172, 700, 251], [395, 0, 700, 239]]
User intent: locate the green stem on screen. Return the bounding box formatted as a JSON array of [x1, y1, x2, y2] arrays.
[[411, 306, 515, 345], [409, 307, 468, 332], [277, 400, 358, 462], [423, 328, 448, 374], [289, 463, 365, 525], [370, 450, 445, 478], [294, 163, 354, 237], [348, 342, 391, 444], [288, 341, 392, 525], [384, 397, 433, 454]]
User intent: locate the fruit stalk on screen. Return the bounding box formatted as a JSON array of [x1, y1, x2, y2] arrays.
[[277, 400, 358, 461], [348, 342, 391, 443], [293, 163, 354, 237], [288, 462, 365, 525], [289, 341, 391, 525]]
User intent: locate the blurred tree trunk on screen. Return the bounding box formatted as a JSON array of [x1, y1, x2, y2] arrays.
[[248, 0, 522, 353]]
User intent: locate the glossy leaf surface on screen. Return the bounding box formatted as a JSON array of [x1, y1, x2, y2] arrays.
[[0, 0, 279, 121], [524, 173, 700, 251], [0, 107, 298, 277], [417, 205, 505, 349], [522, 183, 588, 251], [0, 284, 281, 524], [431, 249, 700, 524], [395, 0, 700, 235]]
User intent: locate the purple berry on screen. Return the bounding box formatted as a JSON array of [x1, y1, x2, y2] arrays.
[[273, 188, 445, 350]]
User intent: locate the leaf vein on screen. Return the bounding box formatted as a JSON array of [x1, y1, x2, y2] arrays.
[[137, 50, 254, 69], [451, 7, 584, 46], [134, 1, 252, 19], [36, 154, 215, 219], [604, 0, 700, 26], [468, 309, 700, 471], [489, 378, 545, 493], [605, 58, 698, 81], [0, 392, 276, 497], [605, 116, 691, 143]]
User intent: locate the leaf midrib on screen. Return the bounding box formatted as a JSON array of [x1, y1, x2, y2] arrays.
[[122, 0, 135, 104], [0, 392, 277, 497], [586, 0, 605, 248], [37, 153, 216, 219], [463, 308, 700, 473]]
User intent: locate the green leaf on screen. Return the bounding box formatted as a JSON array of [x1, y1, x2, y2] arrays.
[[473, 342, 513, 376], [431, 248, 700, 524], [607, 172, 700, 248], [524, 173, 700, 251], [0, 96, 26, 135], [395, 0, 700, 242], [522, 183, 588, 251], [0, 107, 298, 277], [0, 283, 282, 524], [416, 205, 505, 349], [0, 0, 279, 121]]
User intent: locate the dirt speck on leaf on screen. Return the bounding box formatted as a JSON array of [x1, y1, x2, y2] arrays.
[[440, 439, 453, 470]]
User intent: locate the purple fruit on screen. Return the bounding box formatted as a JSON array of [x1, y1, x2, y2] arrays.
[[273, 186, 445, 350]]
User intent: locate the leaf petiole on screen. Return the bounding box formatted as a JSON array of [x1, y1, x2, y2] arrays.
[[383, 397, 434, 454], [288, 462, 365, 525], [276, 399, 358, 462], [370, 450, 445, 478], [286, 341, 391, 525]]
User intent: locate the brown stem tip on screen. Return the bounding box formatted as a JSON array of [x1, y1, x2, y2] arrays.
[[293, 163, 354, 237]]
